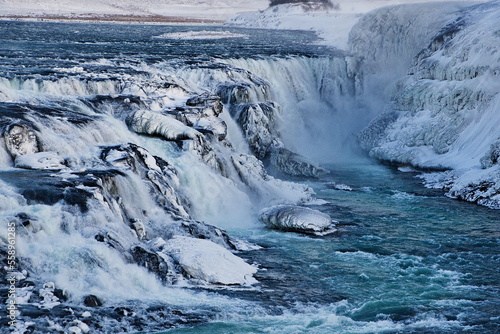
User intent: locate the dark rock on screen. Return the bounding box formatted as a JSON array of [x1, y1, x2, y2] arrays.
[[53, 288, 68, 302], [130, 245, 175, 284], [100, 144, 190, 219], [19, 280, 36, 288], [83, 295, 103, 307]]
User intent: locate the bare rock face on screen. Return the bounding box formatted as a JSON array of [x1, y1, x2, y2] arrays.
[[4, 123, 39, 158]]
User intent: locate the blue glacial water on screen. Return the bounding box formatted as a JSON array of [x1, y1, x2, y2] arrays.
[[0, 21, 498, 333], [166, 161, 500, 333]]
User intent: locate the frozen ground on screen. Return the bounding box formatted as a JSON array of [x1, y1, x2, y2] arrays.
[[226, 0, 486, 49], [0, 0, 268, 22]]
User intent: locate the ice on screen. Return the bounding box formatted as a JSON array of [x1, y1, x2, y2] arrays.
[[153, 31, 248, 40], [162, 236, 258, 285], [358, 1, 500, 207], [0, 0, 269, 21], [127, 109, 200, 142], [260, 205, 336, 235], [14, 152, 66, 171]]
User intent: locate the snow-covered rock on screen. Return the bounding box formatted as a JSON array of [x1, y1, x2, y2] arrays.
[[0, 0, 269, 21], [231, 154, 315, 205], [260, 205, 336, 235], [127, 109, 200, 142], [3, 123, 39, 158], [271, 148, 327, 177], [359, 1, 500, 207], [162, 236, 257, 285], [15, 152, 65, 170]]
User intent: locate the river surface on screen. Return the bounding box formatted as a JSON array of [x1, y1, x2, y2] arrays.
[[196, 161, 500, 333], [0, 21, 498, 334]]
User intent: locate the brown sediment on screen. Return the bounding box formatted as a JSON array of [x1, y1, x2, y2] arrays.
[[0, 13, 224, 25]]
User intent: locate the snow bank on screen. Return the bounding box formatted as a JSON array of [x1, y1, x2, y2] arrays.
[[359, 1, 500, 208], [227, 1, 481, 50], [162, 236, 257, 285], [15, 152, 66, 170], [0, 0, 268, 21], [153, 31, 248, 40]]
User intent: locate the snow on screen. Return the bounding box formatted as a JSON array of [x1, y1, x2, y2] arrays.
[[153, 31, 248, 40], [0, 0, 269, 22], [358, 0, 500, 207], [162, 236, 258, 285], [14, 152, 66, 170], [260, 205, 336, 235], [226, 1, 484, 50], [127, 109, 200, 142]]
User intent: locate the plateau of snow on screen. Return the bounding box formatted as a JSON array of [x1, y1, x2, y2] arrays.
[[226, 0, 485, 50], [0, 0, 268, 21]]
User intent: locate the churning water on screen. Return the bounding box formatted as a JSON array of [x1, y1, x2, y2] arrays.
[[0, 21, 498, 334], [170, 161, 500, 334]]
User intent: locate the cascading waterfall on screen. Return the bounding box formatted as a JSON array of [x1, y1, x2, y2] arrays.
[[1, 50, 348, 332], [1, 5, 499, 331]]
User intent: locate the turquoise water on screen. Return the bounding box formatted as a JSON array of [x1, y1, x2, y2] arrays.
[[165, 161, 500, 333]]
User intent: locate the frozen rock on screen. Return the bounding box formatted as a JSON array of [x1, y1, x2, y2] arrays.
[[186, 92, 223, 116], [231, 154, 315, 205], [14, 152, 65, 170], [165, 220, 241, 251], [260, 205, 336, 235], [72, 320, 90, 333], [127, 109, 200, 142], [232, 102, 282, 160], [101, 144, 190, 219], [421, 166, 500, 209], [163, 236, 257, 285], [130, 243, 177, 284], [68, 326, 82, 334], [130, 218, 147, 240], [271, 148, 327, 178], [480, 140, 500, 169], [326, 182, 353, 191], [4, 123, 39, 157], [170, 110, 227, 140], [358, 1, 500, 208], [38, 281, 61, 309]]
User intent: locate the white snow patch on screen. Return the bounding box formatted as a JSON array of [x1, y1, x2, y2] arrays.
[[0, 0, 269, 21], [14, 152, 66, 170], [153, 30, 247, 40], [227, 1, 483, 50], [163, 236, 257, 285]]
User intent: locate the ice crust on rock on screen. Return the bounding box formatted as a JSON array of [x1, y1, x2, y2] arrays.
[[358, 1, 500, 208], [15, 152, 65, 170], [162, 236, 258, 285], [260, 205, 336, 235], [4, 123, 39, 158], [127, 109, 200, 142]]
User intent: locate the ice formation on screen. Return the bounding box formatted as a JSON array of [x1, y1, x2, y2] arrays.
[[358, 1, 500, 208], [260, 205, 336, 235]]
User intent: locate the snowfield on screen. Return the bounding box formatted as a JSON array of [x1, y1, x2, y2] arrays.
[[358, 1, 500, 208], [0, 0, 268, 21], [226, 0, 485, 50]]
